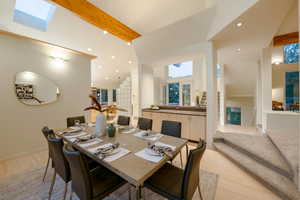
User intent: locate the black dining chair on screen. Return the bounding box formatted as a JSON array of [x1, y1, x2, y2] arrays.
[[47, 136, 71, 200], [117, 115, 131, 126], [67, 116, 85, 127], [137, 117, 153, 130], [161, 120, 184, 168], [41, 126, 55, 182], [143, 140, 206, 200], [63, 146, 130, 200]]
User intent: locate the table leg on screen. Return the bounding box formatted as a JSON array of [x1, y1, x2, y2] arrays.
[[135, 185, 142, 200]]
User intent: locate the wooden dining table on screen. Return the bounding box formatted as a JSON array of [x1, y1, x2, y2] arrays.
[[55, 126, 188, 200]]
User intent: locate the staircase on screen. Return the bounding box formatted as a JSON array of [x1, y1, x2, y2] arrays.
[[213, 131, 300, 200]]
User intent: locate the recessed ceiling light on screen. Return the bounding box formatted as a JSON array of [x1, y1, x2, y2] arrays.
[[128, 60, 132, 64], [236, 22, 243, 27], [103, 30, 108, 34], [111, 56, 115, 59], [115, 69, 119, 73], [237, 48, 241, 52], [87, 48, 92, 52], [127, 42, 131, 46]]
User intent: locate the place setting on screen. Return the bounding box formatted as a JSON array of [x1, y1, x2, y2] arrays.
[[87, 142, 131, 162], [133, 130, 163, 141], [135, 141, 176, 163]]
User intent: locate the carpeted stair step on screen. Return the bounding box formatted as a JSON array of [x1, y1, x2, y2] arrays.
[[214, 142, 300, 200], [214, 132, 293, 181], [267, 130, 299, 187]]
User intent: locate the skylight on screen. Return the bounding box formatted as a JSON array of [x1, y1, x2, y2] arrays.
[[168, 61, 193, 78], [14, 0, 56, 31]]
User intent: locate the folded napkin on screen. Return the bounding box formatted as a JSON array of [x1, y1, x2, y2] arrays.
[[134, 131, 163, 141], [65, 132, 89, 142], [77, 138, 103, 148], [148, 142, 174, 158], [88, 143, 130, 162], [57, 127, 82, 135]]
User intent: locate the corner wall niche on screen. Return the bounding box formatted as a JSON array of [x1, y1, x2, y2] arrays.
[[15, 71, 60, 105]]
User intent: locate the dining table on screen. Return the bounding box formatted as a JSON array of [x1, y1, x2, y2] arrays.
[[55, 125, 188, 200]]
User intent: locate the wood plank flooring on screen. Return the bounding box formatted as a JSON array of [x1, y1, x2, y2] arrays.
[[0, 145, 282, 200]]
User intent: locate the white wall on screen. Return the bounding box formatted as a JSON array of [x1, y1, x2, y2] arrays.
[[0, 34, 91, 160], [151, 53, 207, 106]]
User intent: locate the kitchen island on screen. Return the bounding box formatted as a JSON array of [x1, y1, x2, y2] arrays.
[[142, 106, 207, 142]]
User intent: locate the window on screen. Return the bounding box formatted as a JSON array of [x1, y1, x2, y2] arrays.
[[14, 0, 56, 31], [284, 43, 299, 64], [168, 83, 180, 105], [182, 84, 191, 106], [112, 89, 117, 102], [168, 61, 193, 78], [100, 89, 108, 105]]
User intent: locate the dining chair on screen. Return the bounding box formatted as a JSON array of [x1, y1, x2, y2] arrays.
[[143, 140, 206, 200], [41, 126, 55, 182], [48, 136, 71, 200], [137, 117, 153, 130], [117, 115, 130, 126], [67, 116, 85, 127], [161, 120, 184, 167], [63, 146, 130, 200]]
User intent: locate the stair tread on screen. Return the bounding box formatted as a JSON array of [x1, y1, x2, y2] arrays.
[[214, 142, 300, 200], [267, 130, 299, 186], [214, 132, 292, 177]]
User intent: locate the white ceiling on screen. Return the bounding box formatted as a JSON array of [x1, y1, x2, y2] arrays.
[[88, 0, 216, 34], [0, 0, 138, 89], [214, 0, 297, 97]]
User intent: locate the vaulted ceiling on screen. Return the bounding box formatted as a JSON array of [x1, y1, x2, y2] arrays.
[[87, 0, 216, 34]]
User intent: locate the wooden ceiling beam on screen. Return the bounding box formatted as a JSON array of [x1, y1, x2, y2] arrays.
[[49, 0, 141, 42], [273, 32, 299, 46]]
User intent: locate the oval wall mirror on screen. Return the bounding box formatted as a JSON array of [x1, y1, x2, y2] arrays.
[[15, 71, 60, 105]]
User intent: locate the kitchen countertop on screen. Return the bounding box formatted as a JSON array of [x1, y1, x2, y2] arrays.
[[143, 108, 207, 116]]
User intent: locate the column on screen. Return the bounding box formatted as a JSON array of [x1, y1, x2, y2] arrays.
[[206, 42, 218, 148]]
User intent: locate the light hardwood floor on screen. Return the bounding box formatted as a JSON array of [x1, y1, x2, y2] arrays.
[[0, 146, 281, 200]]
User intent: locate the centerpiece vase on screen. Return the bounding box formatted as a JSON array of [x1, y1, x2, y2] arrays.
[[95, 113, 107, 136], [107, 123, 116, 137]]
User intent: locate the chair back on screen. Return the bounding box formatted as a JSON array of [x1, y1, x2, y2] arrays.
[[67, 116, 85, 127], [161, 120, 181, 138], [41, 126, 54, 139], [137, 117, 153, 130], [117, 115, 130, 126], [48, 137, 71, 183], [63, 147, 92, 200], [182, 140, 206, 200]]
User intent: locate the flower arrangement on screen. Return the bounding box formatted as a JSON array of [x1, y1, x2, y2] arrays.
[[84, 95, 127, 122]]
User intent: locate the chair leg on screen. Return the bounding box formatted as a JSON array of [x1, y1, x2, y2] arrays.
[[179, 151, 183, 168], [198, 184, 203, 200], [185, 144, 189, 160], [128, 184, 131, 200], [43, 156, 50, 182], [63, 182, 68, 200], [142, 187, 146, 200], [48, 170, 56, 200], [69, 186, 73, 200]]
